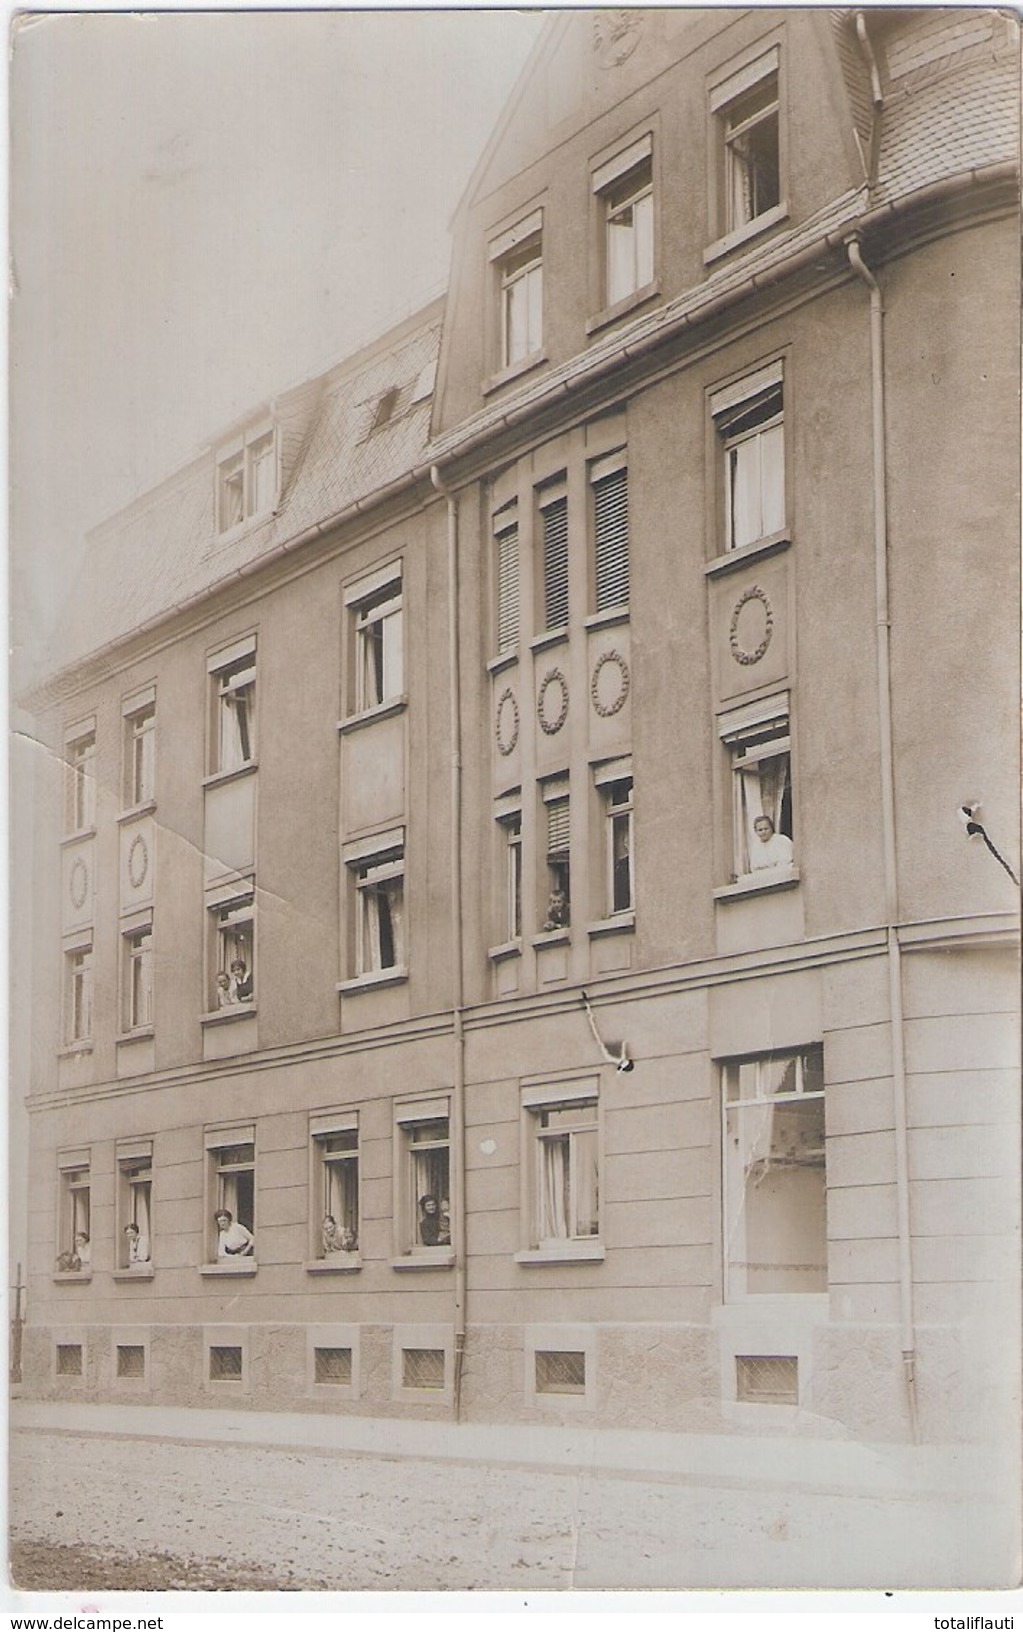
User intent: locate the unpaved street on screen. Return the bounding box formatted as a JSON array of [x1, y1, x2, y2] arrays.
[[9, 1426, 1009, 1592]]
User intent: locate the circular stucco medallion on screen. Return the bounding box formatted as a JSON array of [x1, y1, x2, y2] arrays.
[[729, 585, 774, 666], [591, 649, 631, 717], [537, 669, 570, 736], [495, 687, 520, 757]]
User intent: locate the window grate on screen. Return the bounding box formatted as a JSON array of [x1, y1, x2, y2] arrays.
[[542, 496, 569, 630], [736, 1354, 798, 1405], [209, 1344, 243, 1381], [56, 1343, 83, 1377], [402, 1347, 446, 1390], [536, 1349, 586, 1395], [116, 1344, 145, 1380], [594, 468, 629, 611], [314, 1346, 353, 1385], [496, 523, 520, 652]]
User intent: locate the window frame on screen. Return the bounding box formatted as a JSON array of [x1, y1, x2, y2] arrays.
[[121, 688, 157, 810], [202, 1126, 257, 1272], [64, 722, 96, 835], [721, 1046, 827, 1303], [207, 636, 257, 778], [120, 916, 154, 1036], [493, 501, 521, 657], [487, 206, 545, 384], [593, 135, 655, 312], [215, 422, 278, 535], [706, 44, 787, 262], [594, 759, 634, 920], [590, 452, 630, 616], [392, 1096, 454, 1267], [341, 829, 407, 987], [499, 805, 523, 946], [711, 361, 786, 558], [115, 1139, 153, 1274], [516, 1077, 605, 1265], [718, 695, 795, 885], [343, 561, 405, 721], [55, 1150, 91, 1278], [206, 885, 256, 1015], [308, 1110, 361, 1270], [537, 480, 569, 635], [63, 935, 94, 1048], [538, 775, 571, 935]]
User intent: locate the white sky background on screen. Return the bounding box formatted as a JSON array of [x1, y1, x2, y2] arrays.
[[9, 7, 544, 687]]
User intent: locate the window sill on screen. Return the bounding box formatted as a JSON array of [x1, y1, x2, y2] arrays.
[[515, 1242, 606, 1266], [199, 1261, 258, 1277], [583, 607, 630, 633], [586, 279, 660, 336], [703, 202, 790, 266], [58, 1041, 93, 1059], [117, 800, 157, 825], [202, 762, 258, 792], [532, 928, 571, 949], [60, 825, 96, 847], [529, 627, 568, 655], [337, 967, 408, 995], [587, 912, 635, 938], [116, 1027, 155, 1045], [52, 1271, 93, 1284], [713, 867, 799, 902], [486, 651, 519, 677], [391, 1249, 455, 1271], [488, 938, 523, 963], [201, 1003, 257, 1026], [483, 351, 548, 396], [337, 695, 408, 735], [113, 1268, 154, 1282], [704, 531, 791, 578], [305, 1256, 362, 1274]]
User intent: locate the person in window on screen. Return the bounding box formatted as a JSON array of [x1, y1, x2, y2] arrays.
[[418, 1193, 448, 1247], [750, 814, 794, 870], [438, 1198, 452, 1247], [215, 972, 235, 1009], [321, 1214, 356, 1255], [56, 1248, 80, 1272], [124, 1221, 150, 1265], [230, 960, 253, 1002], [214, 1209, 254, 1258], [542, 888, 568, 931], [73, 1232, 91, 1270]]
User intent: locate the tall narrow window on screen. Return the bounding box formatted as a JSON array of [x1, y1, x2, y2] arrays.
[[592, 458, 629, 612], [499, 238, 543, 368], [123, 695, 156, 808], [540, 489, 569, 631], [723, 73, 779, 233], [216, 425, 277, 533], [721, 699, 794, 880], [501, 811, 523, 942], [122, 923, 154, 1032], [715, 380, 785, 554], [56, 1153, 91, 1273], [117, 1141, 153, 1269], [312, 1115, 360, 1258], [209, 891, 256, 1010], [348, 568, 404, 714], [64, 942, 93, 1045], [598, 143, 654, 307], [722, 1048, 826, 1300], [494, 508, 520, 654], [541, 779, 570, 930], [605, 776, 634, 914], [353, 847, 404, 976], [65, 728, 96, 833], [209, 643, 257, 775], [206, 1128, 256, 1263], [396, 1100, 452, 1256], [530, 1098, 599, 1246]]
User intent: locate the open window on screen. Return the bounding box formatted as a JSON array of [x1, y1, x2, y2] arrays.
[[208, 638, 257, 775], [594, 135, 654, 309], [722, 1047, 826, 1300], [595, 759, 633, 917], [591, 454, 629, 614], [122, 689, 156, 808], [490, 209, 543, 372], [116, 1140, 153, 1270], [56, 1151, 91, 1275], [710, 47, 783, 252], [208, 888, 256, 1010], [395, 1098, 452, 1260], [345, 563, 404, 715], [205, 1126, 256, 1265], [350, 842, 404, 979], [719, 695, 794, 882], [216, 425, 277, 534], [311, 1111, 360, 1262], [711, 362, 785, 553], [519, 1080, 602, 1262], [493, 501, 520, 656], [64, 723, 96, 834], [121, 918, 154, 1033], [540, 776, 570, 931]]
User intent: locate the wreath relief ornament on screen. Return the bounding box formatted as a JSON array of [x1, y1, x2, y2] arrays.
[[591, 649, 631, 718], [495, 687, 520, 757], [537, 668, 570, 735], [729, 584, 774, 666], [128, 832, 149, 890], [69, 856, 89, 912]]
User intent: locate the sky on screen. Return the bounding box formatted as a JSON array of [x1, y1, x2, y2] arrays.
[[9, 7, 545, 686]]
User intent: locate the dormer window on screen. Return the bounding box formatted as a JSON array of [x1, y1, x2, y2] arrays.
[[489, 208, 544, 375], [372, 387, 401, 432], [216, 425, 277, 534]]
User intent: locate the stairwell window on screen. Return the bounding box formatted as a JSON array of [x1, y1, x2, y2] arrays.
[[722, 1047, 826, 1300], [712, 363, 785, 553], [591, 455, 629, 613], [491, 209, 543, 371], [539, 482, 569, 633]]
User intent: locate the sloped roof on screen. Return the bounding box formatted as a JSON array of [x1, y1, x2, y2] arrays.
[[50, 302, 443, 677]]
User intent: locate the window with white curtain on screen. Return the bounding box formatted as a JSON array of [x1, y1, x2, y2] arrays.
[[311, 1115, 360, 1258], [722, 1048, 826, 1301], [499, 237, 543, 367], [353, 847, 404, 975], [526, 1092, 600, 1248], [205, 1128, 256, 1263], [497, 808, 522, 942], [723, 72, 780, 234], [355, 581, 404, 711], [216, 426, 277, 533], [712, 366, 785, 553], [395, 1099, 452, 1256], [116, 1141, 152, 1269], [57, 1152, 91, 1273], [730, 726, 792, 878], [209, 894, 256, 1009], [597, 140, 654, 307], [210, 647, 257, 774]]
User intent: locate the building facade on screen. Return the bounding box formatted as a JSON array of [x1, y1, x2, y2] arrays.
[[20, 8, 1020, 1449]]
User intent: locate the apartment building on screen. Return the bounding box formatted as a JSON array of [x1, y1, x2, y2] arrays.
[[21, 8, 1020, 1447]]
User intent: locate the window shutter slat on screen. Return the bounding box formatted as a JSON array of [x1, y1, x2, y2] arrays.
[[547, 796, 570, 856], [593, 468, 629, 612], [543, 498, 569, 629], [496, 524, 520, 651]]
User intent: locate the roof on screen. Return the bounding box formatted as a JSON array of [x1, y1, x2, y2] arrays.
[[49, 301, 443, 677]]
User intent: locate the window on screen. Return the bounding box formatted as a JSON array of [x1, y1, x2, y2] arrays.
[[116, 1345, 146, 1380], [352, 845, 404, 976], [490, 209, 543, 372], [722, 1047, 826, 1300], [206, 1127, 256, 1263], [595, 762, 633, 916], [402, 1348, 446, 1390], [314, 1347, 353, 1385], [395, 1099, 451, 1257], [311, 1113, 359, 1259], [720, 699, 793, 879], [123, 693, 156, 807], [116, 1141, 152, 1270], [56, 1344, 83, 1377], [521, 1082, 601, 1255], [209, 642, 256, 775], [65, 727, 96, 833], [494, 504, 520, 654], [56, 1153, 91, 1273], [216, 427, 277, 533], [209, 893, 256, 1010], [346, 565, 404, 714], [541, 778, 570, 930], [710, 49, 781, 246], [591, 457, 629, 613], [594, 136, 654, 307], [64, 943, 93, 1045], [209, 1345, 244, 1381], [736, 1354, 798, 1405], [712, 363, 785, 552], [536, 1349, 586, 1396], [121, 923, 153, 1032], [497, 808, 523, 943], [539, 485, 569, 632]]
